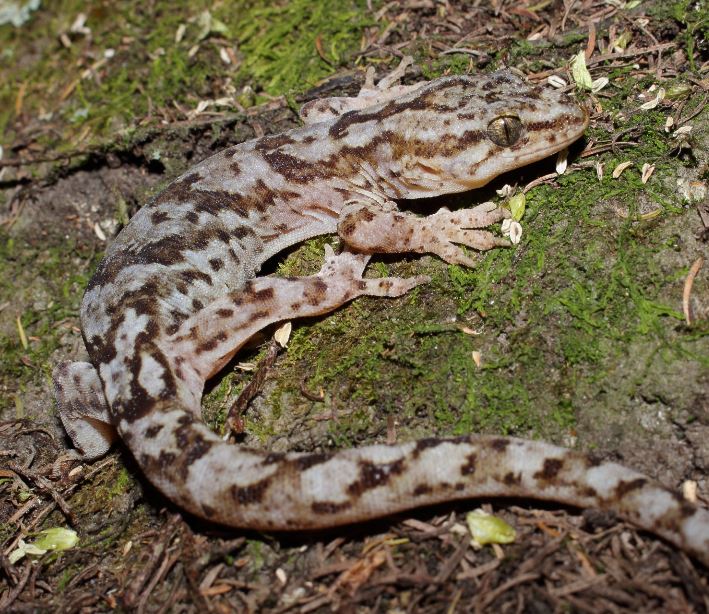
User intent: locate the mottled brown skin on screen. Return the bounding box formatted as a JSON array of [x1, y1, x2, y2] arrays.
[[52, 63, 709, 567]]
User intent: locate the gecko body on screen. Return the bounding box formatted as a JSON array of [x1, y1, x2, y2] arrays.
[[53, 64, 709, 566]]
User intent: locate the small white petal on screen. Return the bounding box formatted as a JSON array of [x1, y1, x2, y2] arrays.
[[501, 219, 523, 245], [555, 148, 568, 175], [673, 125, 692, 137], [641, 163, 655, 184], [590, 77, 608, 93], [682, 480, 697, 503], [276, 568, 288, 585], [93, 222, 106, 241], [639, 87, 665, 110], [495, 184, 514, 198], [274, 322, 292, 347], [612, 161, 633, 178]]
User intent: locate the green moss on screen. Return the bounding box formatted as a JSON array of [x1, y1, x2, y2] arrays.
[[0, 0, 376, 151], [419, 54, 474, 80], [234, 0, 375, 94], [0, 233, 100, 412], [108, 467, 134, 498], [648, 0, 708, 72]]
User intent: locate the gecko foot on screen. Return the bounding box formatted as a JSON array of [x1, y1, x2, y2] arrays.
[[320, 244, 430, 298], [419, 204, 511, 267], [53, 361, 117, 459]]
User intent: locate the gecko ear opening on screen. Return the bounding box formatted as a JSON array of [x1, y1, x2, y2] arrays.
[[487, 115, 523, 147]]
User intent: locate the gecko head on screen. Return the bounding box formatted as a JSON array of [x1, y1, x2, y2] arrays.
[[389, 71, 588, 195]]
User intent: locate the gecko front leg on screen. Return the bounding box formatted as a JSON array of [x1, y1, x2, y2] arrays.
[[338, 201, 512, 267]]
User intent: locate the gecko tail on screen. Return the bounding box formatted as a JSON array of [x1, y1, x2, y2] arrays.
[[121, 404, 709, 567]]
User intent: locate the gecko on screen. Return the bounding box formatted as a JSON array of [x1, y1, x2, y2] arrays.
[[53, 59, 709, 566]]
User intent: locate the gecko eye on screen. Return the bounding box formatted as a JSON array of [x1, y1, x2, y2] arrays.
[[487, 115, 523, 147]]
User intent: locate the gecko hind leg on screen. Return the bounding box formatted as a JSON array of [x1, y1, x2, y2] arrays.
[[53, 361, 117, 460], [167, 245, 430, 380], [299, 56, 420, 124]]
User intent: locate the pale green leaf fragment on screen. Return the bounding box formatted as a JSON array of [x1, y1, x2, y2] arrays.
[[570, 51, 593, 90], [16, 315, 28, 349], [33, 527, 79, 552], [9, 540, 46, 564], [196, 10, 230, 41], [625, 0, 642, 8], [466, 510, 516, 545], [665, 83, 691, 100], [508, 193, 526, 221], [612, 31, 633, 50]]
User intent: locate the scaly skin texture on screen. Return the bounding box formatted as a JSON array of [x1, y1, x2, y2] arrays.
[[53, 63, 709, 567]]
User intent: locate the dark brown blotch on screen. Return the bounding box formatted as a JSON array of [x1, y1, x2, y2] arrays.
[[174, 420, 213, 479], [230, 478, 272, 505], [305, 278, 328, 306], [144, 424, 164, 439], [312, 500, 352, 514], [503, 472, 521, 486], [151, 210, 169, 224], [534, 458, 564, 481], [413, 484, 433, 496], [614, 478, 647, 499], [460, 452, 477, 476], [347, 459, 406, 497], [412, 438, 445, 459], [490, 438, 510, 452], [196, 331, 228, 354], [294, 452, 333, 471]]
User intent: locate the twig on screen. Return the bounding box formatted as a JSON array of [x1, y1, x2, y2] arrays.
[[7, 462, 76, 525], [579, 141, 637, 158], [226, 340, 281, 436], [0, 561, 34, 611], [586, 42, 676, 66], [136, 551, 182, 614], [0, 149, 99, 168], [122, 514, 181, 608], [440, 48, 489, 58], [676, 94, 708, 127], [300, 377, 325, 402], [561, 0, 577, 32], [474, 572, 541, 611]]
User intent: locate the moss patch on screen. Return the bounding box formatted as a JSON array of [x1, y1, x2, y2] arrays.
[[0, 0, 374, 153], [0, 234, 99, 414]]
